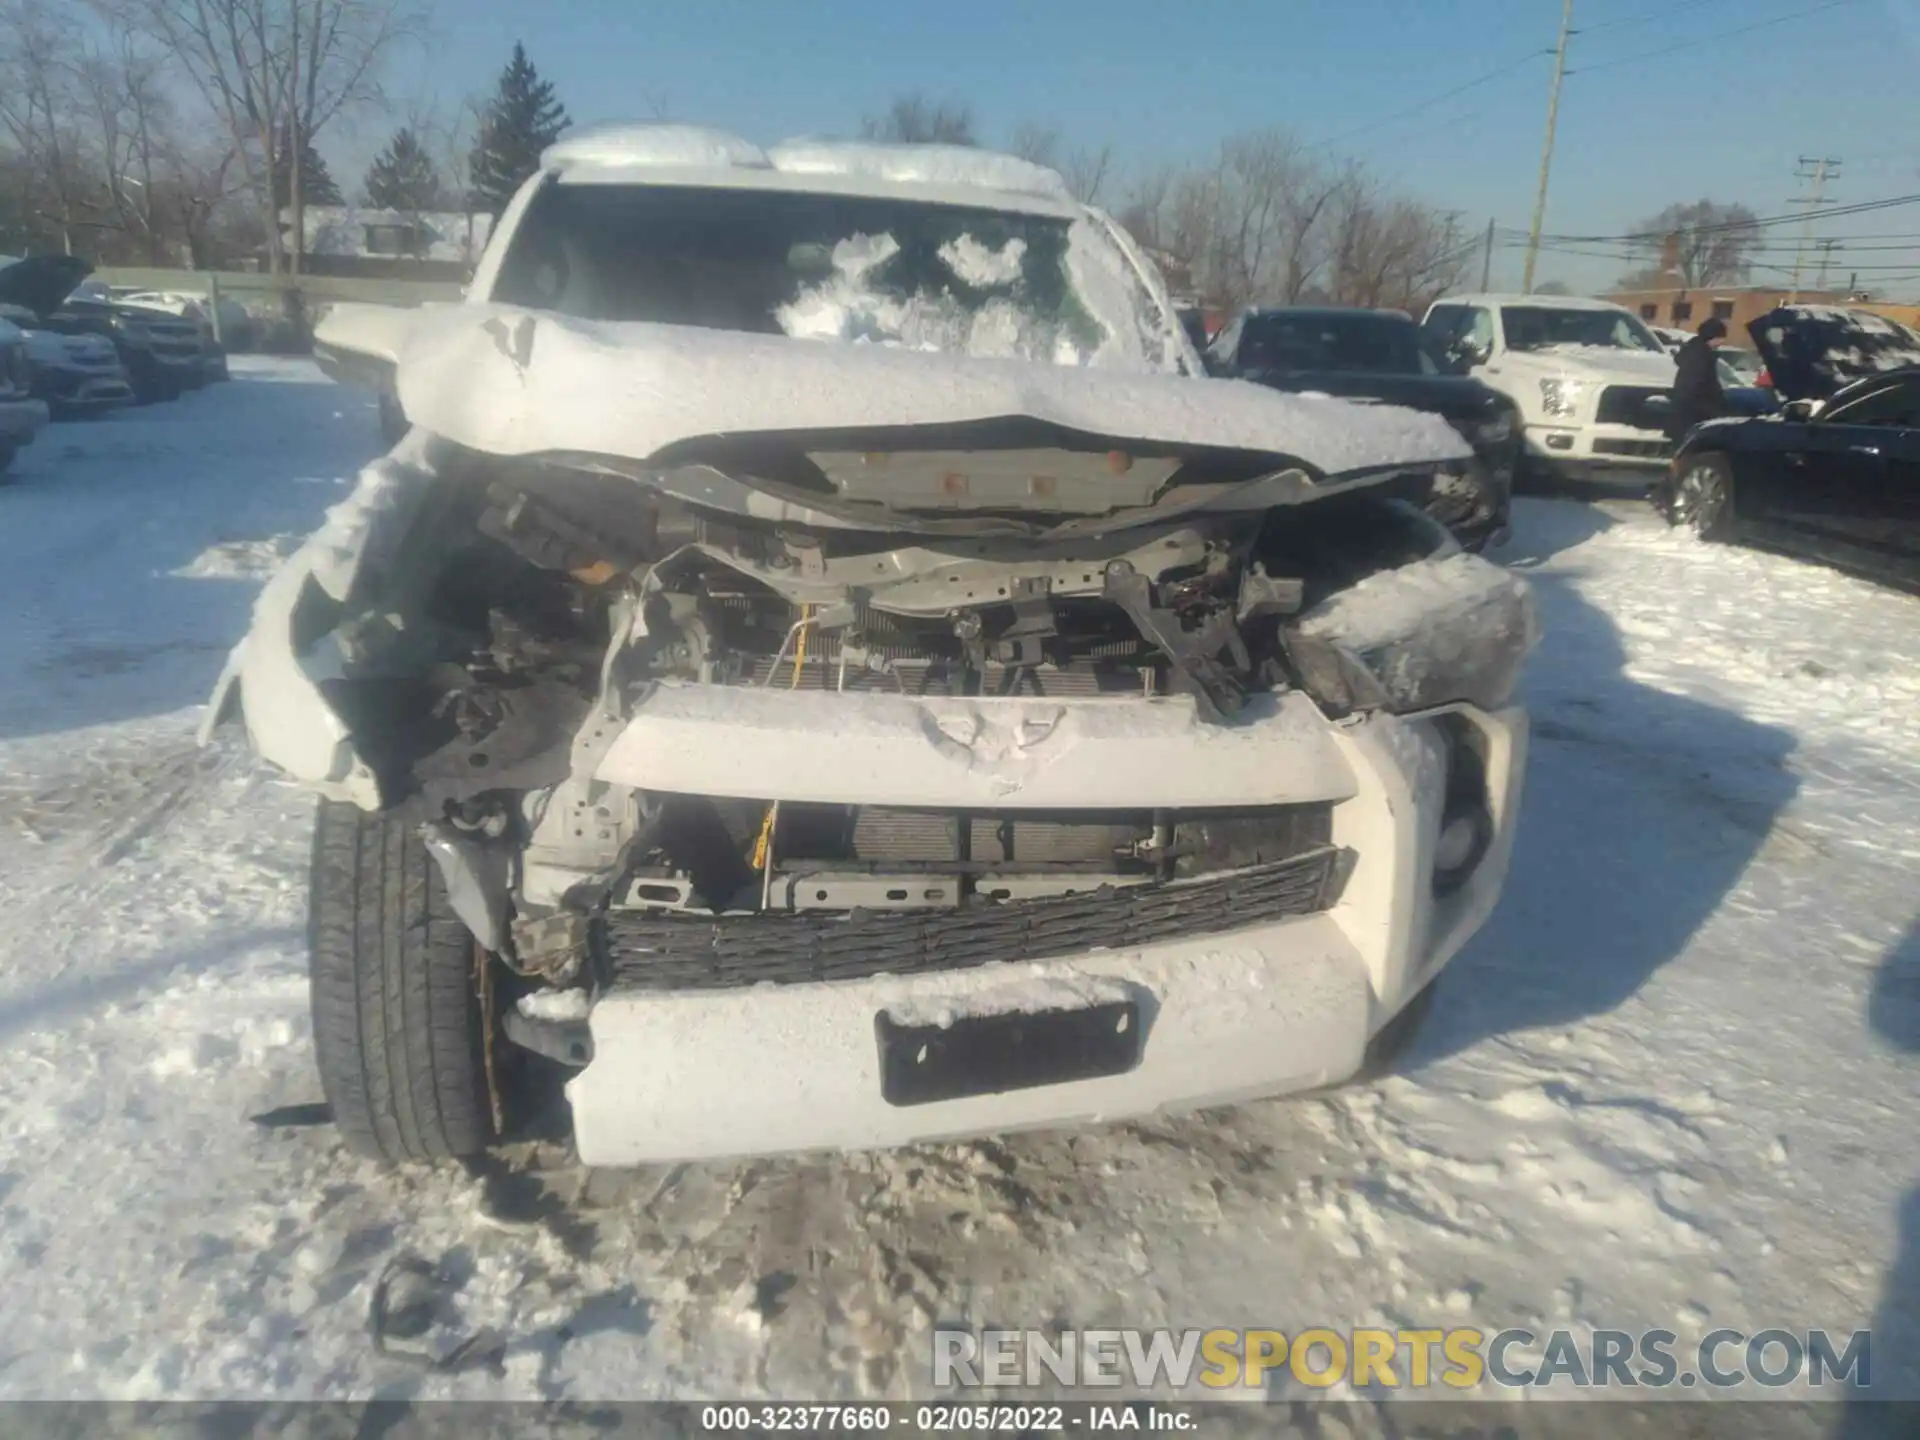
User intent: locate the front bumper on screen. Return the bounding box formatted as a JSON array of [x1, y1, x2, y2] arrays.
[[566, 693, 1528, 1165], [1523, 421, 1670, 484], [0, 396, 49, 448], [33, 363, 135, 415]]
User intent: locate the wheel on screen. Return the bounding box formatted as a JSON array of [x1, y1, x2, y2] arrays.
[[1355, 979, 1439, 1081], [308, 800, 497, 1163], [1669, 454, 1733, 540]]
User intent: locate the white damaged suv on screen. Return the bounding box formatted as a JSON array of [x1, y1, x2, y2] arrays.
[[206, 126, 1537, 1166]]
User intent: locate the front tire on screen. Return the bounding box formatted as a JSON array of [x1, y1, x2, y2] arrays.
[[308, 800, 496, 1163], [1669, 454, 1733, 540]]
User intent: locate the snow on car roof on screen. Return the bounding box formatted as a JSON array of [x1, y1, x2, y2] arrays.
[[1439, 292, 1633, 311], [542, 123, 1077, 213]]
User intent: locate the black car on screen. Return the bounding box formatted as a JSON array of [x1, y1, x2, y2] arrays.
[[0, 256, 205, 404], [1652, 306, 1920, 594], [1206, 307, 1520, 549]]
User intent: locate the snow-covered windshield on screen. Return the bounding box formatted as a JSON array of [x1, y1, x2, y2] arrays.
[[1500, 306, 1663, 354], [491, 182, 1168, 369]]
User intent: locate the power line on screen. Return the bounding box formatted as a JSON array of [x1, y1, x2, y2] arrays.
[[1519, 190, 1920, 244], [1578, 0, 1728, 34], [1571, 0, 1862, 73], [1310, 49, 1553, 150]]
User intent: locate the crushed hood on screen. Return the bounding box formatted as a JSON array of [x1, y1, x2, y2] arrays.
[[353, 303, 1471, 485], [0, 255, 91, 320], [1747, 305, 1920, 402]]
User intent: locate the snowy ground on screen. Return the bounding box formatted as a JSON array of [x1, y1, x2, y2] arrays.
[[0, 360, 1914, 1416]]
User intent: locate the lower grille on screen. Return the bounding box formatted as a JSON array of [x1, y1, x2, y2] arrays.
[[1592, 437, 1670, 458], [1594, 385, 1671, 429], [602, 846, 1349, 991]]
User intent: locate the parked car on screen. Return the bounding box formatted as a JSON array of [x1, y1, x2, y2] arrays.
[[1652, 306, 1920, 592], [1207, 306, 1519, 550], [1423, 292, 1679, 487], [0, 256, 204, 403], [0, 317, 51, 475], [117, 290, 248, 374], [210, 124, 1538, 1168], [1650, 324, 1688, 354], [0, 316, 135, 420]]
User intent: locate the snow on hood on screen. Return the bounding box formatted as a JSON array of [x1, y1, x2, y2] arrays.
[[1747, 305, 1920, 401], [1514, 343, 1676, 383], [387, 303, 1470, 480]]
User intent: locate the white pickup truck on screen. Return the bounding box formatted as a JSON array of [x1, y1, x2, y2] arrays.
[[1423, 293, 1679, 486]]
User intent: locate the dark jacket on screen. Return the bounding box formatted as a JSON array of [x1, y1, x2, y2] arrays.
[[1669, 335, 1726, 438]]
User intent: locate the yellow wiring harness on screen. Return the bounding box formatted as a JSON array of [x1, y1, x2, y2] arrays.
[[749, 605, 813, 871]]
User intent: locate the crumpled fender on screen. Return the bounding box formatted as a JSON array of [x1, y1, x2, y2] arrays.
[[198, 429, 446, 808]]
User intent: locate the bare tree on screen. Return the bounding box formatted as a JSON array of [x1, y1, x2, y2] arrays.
[[861, 93, 976, 146], [1628, 200, 1760, 289], [1007, 121, 1058, 168], [1060, 143, 1112, 206], [116, 0, 421, 274], [0, 0, 89, 254], [1115, 129, 1468, 315]]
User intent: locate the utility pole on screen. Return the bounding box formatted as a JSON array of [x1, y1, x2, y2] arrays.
[[1482, 216, 1496, 290], [1813, 237, 1842, 292], [1522, 0, 1576, 295], [1787, 156, 1841, 303]]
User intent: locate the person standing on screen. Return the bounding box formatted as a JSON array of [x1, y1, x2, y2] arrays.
[[1668, 316, 1729, 441]]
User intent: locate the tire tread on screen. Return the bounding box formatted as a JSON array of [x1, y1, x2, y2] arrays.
[[308, 801, 491, 1163]]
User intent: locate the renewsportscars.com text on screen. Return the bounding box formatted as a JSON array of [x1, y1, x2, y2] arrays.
[[932, 1326, 1871, 1392]]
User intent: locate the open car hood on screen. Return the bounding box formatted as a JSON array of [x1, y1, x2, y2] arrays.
[[0, 255, 92, 321], [328, 302, 1470, 499], [1747, 305, 1920, 402]]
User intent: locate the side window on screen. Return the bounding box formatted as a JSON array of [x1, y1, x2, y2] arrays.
[[1671, 300, 1694, 322], [1826, 382, 1920, 429], [1712, 300, 1735, 322], [1639, 303, 1658, 320]]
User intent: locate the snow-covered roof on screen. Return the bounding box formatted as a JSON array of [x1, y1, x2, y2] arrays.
[[540, 123, 1078, 216], [1439, 292, 1632, 312]]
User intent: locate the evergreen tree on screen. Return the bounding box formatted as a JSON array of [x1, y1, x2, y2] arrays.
[[469, 42, 571, 214], [271, 129, 343, 209], [364, 127, 441, 212]]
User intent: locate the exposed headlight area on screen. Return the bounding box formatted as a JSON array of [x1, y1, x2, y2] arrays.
[[1538, 377, 1584, 418], [1289, 553, 1540, 718]]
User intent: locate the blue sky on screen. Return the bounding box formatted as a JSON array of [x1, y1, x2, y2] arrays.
[[341, 0, 1920, 296]]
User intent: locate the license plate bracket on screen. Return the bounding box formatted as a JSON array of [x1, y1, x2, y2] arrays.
[[875, 1000, 1140, 1107]]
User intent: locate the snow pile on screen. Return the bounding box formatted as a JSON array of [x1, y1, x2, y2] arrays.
[[938, 234, 1027, 287], [171, 535, 303, 579], [775, 230, 1090, 366]]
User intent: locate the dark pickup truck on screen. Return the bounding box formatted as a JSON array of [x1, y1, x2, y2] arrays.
[[1206, 306, 1520, 550]]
